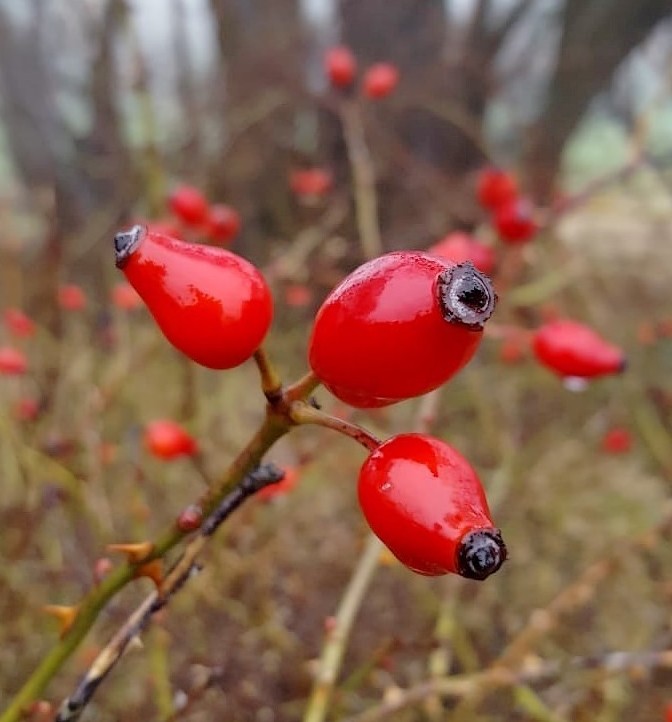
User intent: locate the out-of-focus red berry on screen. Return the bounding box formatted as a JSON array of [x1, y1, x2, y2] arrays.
[[143, 420, 198, 460], [93, 557, 114, 584], [168, 184, 209, 226], [58, 284, 87, 311], [13, 396, 40, 421], [3, 308, 36, 338], [0, 346, 28, 375], [256, 465, 300, 501], [493, 198, 538, 243], [362, 62, 399, 99], [204, 203, 241, 244], [145, 220, 184, 238], [498, 335, 529, 365], [176, 504, 204, 532], [601, 427, 632, 454], [284, 283, 313, 308], [324, 46, 357, 88], [98, 442, 118, 465], [476, 167, 518, 211], [289, 168, 333, 199], [428, 232, 496, 276], [636, 321, 657, 347], [665, 701, 672, 722], [532, 320, 626, 379], [111, 282, 143, 311]]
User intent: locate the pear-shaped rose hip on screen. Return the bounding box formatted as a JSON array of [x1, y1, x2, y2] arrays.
[[115, 225, 273, 369], [308, 252, 497, 407], [358, 433, 506, 579]]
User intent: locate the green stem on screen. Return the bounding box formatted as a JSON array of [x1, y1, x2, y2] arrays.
[[303, 534, 384, 722], [1, 411, 289, 722], [339, 99, 382, 260]]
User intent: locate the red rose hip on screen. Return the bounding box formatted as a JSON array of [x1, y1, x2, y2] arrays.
[[308, 252, 497, 407], [168, 184, 208, 226], [204, 203, 241, 244], [428, 231, 496, 275], [144, 419, 197, 460], [493, 198, 538, 243], [114, 225, 273, 369], [476, 167, 518, 211], [358, 434, 506, 579], [532, 319, 626, 379], [324, 46, 357, 89], [362, 62, 399, 99]]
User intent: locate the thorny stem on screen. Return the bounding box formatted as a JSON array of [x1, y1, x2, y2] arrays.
[[1, 356, 377, 720], [53, 466, 285, 722], [339, 98, 383, 260], [290, 403, 381, 452], [0, 413, 290, 722]]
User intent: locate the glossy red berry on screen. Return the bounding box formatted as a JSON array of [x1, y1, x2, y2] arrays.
[[476, 167, 518, 211], [114, 225, 273, 369], [204, 203, 241, 244], [13, 396, 40, 421], [362, 62, 399, 99], [308, 252, 497, 407], [358, 434, 506, 578], [58, 284, 87, 311], [3, 308, 36, 338], [144, 420, 198, 460], [0, 346, 28, 375], [324, 46, 357, 88], [168, 184, 209, 226], [289, 168, 333, 199], [493, 198, 538, 243], [532, 320, 626, 379], [601, 426, 632, 454], [428, 232, 496, 275]]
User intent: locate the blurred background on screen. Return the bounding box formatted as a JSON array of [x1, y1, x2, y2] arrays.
[[2, 0, 672, 311], [2, 2, 672, 721]]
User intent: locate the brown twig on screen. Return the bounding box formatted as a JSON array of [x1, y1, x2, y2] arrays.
[[53, 465, 285, 722]]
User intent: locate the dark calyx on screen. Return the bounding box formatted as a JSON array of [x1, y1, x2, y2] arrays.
[[114, 225, 146, 268], [457, 528, 507, 581], [437, 261, 497, 330]]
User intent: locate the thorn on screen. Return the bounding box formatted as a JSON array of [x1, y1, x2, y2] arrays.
[[134, 558, 164, 588], [128, 635, 144, 651], [43, 604, 79, 637], [107, 541, 154, 563]]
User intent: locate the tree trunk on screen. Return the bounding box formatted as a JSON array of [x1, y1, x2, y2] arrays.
[[524, 0, 671, 204]]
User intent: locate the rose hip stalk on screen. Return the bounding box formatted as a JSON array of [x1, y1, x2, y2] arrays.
[[358, 434, 506, 579], [114, 225, 273, 369], [308, 251, 497, 407]]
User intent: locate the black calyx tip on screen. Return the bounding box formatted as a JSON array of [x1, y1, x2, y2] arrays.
[[457, 528, 507, 581], [114, 224, 146, 268], [437, 262, 497, 330]]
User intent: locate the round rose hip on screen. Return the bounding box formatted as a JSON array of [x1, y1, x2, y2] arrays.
[[308, 252, 497, 407], [476, 167, 518, 211], [168, 184, 208, 226], [358, 433, 506, 579], [324, 46, 357, 89], [362, 62, 399, 99]]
